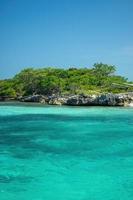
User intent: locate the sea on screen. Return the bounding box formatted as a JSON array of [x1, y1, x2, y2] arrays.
[[0, 103, 133, 200]]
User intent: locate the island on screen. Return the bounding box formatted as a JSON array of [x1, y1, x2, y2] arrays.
[[0, 63, 133, 106]]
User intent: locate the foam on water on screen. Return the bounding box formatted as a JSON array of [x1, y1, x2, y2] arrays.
[[0, 103, 133, 200]]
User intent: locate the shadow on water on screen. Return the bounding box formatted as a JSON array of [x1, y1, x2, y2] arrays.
[[0, 113, 133, 123], [0, 113, 133, 160], [0, 175, 33, 184]]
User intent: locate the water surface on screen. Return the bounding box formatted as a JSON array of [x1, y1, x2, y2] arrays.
[[0, 103, 133, 200]]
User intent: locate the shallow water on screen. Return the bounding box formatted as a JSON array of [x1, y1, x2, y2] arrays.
[[0, 103, 133, 200]]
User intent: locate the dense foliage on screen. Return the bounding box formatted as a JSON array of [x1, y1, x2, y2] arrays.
[[0, 63, 133, 98]]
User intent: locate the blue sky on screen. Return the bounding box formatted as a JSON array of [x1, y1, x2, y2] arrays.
[[0, 0, 133, 80]]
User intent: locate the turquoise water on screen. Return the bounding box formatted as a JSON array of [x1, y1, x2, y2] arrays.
[[0, 103, 133, 200]]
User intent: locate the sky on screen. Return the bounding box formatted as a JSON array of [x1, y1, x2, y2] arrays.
[[0, 0, 133, 80]]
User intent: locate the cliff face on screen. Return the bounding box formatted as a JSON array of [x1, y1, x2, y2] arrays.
[[19, 92, 133, 106]]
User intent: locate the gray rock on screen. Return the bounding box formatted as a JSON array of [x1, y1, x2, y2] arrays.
[[64, 93, 133, 106], [19, 95, 47, 103], [18, 92, 133, 106], [49, 96, 67, 105]]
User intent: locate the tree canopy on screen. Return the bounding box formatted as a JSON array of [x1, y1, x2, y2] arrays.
[[0, 63, 132, 98]]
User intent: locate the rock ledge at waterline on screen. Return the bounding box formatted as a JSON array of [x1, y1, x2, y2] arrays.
[[16, 92, 133, 106]]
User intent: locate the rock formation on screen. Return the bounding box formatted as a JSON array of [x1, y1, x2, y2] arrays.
[[17, 92, 133, 106]]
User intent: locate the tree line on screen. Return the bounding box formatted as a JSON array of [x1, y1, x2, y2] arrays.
[[0, 63, 133, 98]]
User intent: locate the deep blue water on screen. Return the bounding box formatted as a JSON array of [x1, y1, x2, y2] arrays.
[[0, 103, 133, 200]]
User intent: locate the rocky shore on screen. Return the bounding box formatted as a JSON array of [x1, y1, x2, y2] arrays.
[[14, 92, 133, 106]]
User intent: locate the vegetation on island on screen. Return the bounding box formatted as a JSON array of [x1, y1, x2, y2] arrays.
[[0, 63, 133, 98]]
